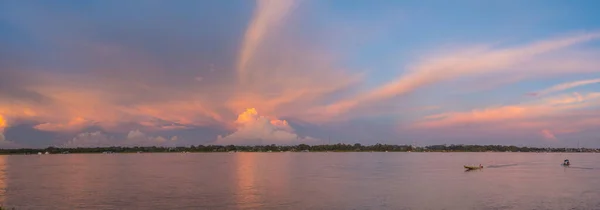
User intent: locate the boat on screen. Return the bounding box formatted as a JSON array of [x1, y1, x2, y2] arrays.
[[464, 165, 483, 170], [562, 159, 570, 166]]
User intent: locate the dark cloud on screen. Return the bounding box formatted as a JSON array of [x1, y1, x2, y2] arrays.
[[3, 124, 62, 148]]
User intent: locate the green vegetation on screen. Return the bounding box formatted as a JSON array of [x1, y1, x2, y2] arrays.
[[0, 144, 598, 155]]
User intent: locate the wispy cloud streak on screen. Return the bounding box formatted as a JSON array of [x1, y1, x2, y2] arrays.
[[532, 78, 600, 96], [237, 0, 297, 82], [314, 32, 600, 118]]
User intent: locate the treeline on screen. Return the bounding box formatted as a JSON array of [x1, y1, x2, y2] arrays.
[[425, 144, 598, 153], [0, 144, 598, 154], [0, 144, 412, 154]]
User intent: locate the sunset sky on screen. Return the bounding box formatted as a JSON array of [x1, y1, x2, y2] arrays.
[[1, 0, 600, 148]]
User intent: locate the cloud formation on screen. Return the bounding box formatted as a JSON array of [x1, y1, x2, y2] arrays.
[[313, 32, 600, 119], [125, 130, 178, 147], [62, 130, 178, 148], [33, 117, 94, 133], [216, 108, 318, 145], [1, 1, 600, 147], [532, 78, 600, 96], [411, 89, 600, 143], [0, 114, 6, 135], [0, 114, 9, 145], [0, 0, 362, 147], [415, 91, 600, 128], [540, 129, 557, 140], [237, 0, 297, 82], [63, 131, 114, 148]]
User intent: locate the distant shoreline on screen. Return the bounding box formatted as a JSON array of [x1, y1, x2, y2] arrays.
[[1, 144, 598, 155]]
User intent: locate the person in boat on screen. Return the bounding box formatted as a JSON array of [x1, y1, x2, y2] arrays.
[[564, 159, 570, 165]]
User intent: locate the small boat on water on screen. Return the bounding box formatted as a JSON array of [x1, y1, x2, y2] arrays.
[[562, 159, 570, 166], [464, 165, 483, 170]]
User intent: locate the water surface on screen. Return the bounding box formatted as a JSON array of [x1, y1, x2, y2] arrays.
[[1, 152, 599, 209]]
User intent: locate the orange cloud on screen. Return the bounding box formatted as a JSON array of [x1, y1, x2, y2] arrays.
[[0, 115, 6, 132], [235, 108, 260, 124], [0, 105, 41, 131], [0, 114, 6, 142], [216, 108, 318, 145]]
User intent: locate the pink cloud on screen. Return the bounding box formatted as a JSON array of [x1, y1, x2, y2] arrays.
[[409, 88, 600, 141], [215, 108, 318, 145], [540, 129, 557, 140], [311, 32, 600, 119], [237, 0, 297, 82], [3, 1, 600, 148], [415, 92, 600, 128], [0, 0, 364, 146], [34, 117, 94, 132]]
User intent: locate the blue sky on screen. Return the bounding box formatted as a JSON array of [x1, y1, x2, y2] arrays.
[[1, 0, 599, 148]]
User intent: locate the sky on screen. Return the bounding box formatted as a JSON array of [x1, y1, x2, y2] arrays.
[[1, 0, 600, 148]]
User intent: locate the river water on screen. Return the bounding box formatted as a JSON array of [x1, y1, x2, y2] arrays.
[[0, 152, 599, 209]]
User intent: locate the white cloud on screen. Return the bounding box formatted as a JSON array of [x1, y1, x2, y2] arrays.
[[62, 130, 179, 148], [533, 78, 600, 96], [63, 131, 114, 148], [125, 130, 177, 147], [216, 108, 318, 145], [127, 130, 146, 139]]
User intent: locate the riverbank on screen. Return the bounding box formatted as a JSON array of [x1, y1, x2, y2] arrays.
[[1, 144, 598, 155]]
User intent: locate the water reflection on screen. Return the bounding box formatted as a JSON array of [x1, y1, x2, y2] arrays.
[[0, 153, 597, 209], [233, 153, 294, 209], [56, 154, 98, 208], [0, 155, 6, 204], [234, 153, 261, 209]]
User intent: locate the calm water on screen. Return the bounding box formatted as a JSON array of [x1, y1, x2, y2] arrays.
[[0, 152, 599, 210]]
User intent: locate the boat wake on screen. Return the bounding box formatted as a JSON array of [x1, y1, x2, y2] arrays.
[[486, 163, 518, 168], [565, 166, 598, 170]]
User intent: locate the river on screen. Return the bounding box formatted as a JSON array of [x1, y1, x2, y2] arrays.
[[0, 152, 599, 209]]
